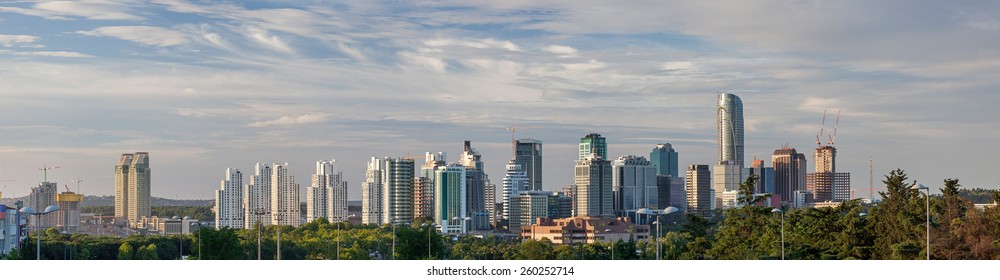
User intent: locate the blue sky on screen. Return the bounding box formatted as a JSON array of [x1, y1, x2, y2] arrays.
[[1, 0, 999, 200]]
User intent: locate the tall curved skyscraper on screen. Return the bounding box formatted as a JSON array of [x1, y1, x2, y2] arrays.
[[717, 93, 744, 167]]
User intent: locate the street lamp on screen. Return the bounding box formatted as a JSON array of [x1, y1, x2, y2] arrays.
[[422, 223, 436, 259], [192, 222, 207, 260], [771, 208, 784, 260], [913, 183, 930, 260], [252, 208, 268, 260], [643, 206, 679, 260], [20, 205, 59, 260], [605, 228, 614, 260]]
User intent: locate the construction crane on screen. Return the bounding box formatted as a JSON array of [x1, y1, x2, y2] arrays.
[[72, 178, 83, 193], [828, 110, 841, 146], [39, 165, 59, 182], [505, 125, 544, 157], [816, 110, 827, 147]]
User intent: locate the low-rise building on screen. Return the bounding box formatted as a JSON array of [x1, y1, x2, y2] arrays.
[[521, 216, 649, 244]]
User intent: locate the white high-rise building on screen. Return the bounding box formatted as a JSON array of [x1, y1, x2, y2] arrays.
[[612, 155, 657, 214], [215, 168, 244, 229], [243, 163, 272, 228], [115, 152, 150, 226], [501, 160, 529, 222], [434, 164, 467, 234], [382, 157, 415, 225], [362, 157, 384, 225], [574, 154, 613, 218], [270, 163, 300, 226], [307, 160, 348, 223]]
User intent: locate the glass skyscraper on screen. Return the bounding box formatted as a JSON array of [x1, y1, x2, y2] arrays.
[[717, 93, 744, 167]]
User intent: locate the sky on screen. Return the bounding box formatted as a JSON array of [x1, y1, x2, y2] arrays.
[[1, 0, 999, 200]]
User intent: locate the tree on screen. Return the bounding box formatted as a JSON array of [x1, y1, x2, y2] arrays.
[[708, 175, 777, 260], [517, 239, 554, 259], [137, 244, 159, 260], [869, 169, 925, 259], [118, 242, 135, 260]]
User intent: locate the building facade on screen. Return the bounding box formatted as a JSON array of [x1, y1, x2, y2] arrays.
[[243, 163, 272, 228], [522, 216, 649, 244], [515, 139, 543, 192], [215, 168, 243, 229], [362, 157, 384, 225], [382, 157, 414, 225], [574, 154, 613, 218], [650, 143, 679, 178], [612, 155, 657, 215], [434, 164, 466, 233], [270, 163, 300, 226], [461, 141, 491, 231], [509, 191, 571, 232], [685, 165, 713, 218], [55, 191, 83, 233], [28, 182, 58, 229], [115, 152, 150, 226], [579, 133, 608, 160], [307, 160, 348, 223], [501, 160, 529, 222], [717, 93, 744, 167], [773, 146, 808, 205]]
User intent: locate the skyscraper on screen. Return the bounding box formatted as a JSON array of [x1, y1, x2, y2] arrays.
[[579, 133, 607, 160], [29, 182, 58, 229], [271, 163, 300, 226], [55, 189, 83, 233], [650, 143, 679, 178], [515, 139, 543, 191], [685, 165, 712, 218], [807, 146, 851, 202], [435, 164, 466, 233], [461, 141, 490, 230], [612, 155, 657, 215], [773, 146, 807, 205], [573, 154, 613, 218], [415, 152, 446, 221], [215, 168, 243, 229], [501, 160, 529, 222], [382, 157, 414, 225], [362, 157, 384, 225], [509, 191, 572, 232], [750, 159, 775, 195], [717, 93, 744, 167], [307, 160, 348, 223], [243, 163, 272, 228], [115, 152, 150, 226]]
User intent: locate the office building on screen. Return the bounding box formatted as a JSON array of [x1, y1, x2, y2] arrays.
[[271, 163, 300, 226], [215, 168, 243, 229], [383, 157, 414, 225], [515, 139, 543, 191], [243, 163, 272, 228], [501, 160, 529, 221], [461, 141, 491, 231], [750, 159, 775, 195], [717, 93, 744, 167], [612, 155, 657, 215], [115, 152, 150, 226], [573, 154, 613, 218], [522, 216, 649, 244], [56, 190, 84, 233], [685, 165, 712, 218], [28, 182, 58, 229], [650, 143, 679, 178], [362, 157, 384, 225], [509, 191, 572, 233], [434, 164, 466, 233], [485, 181, 496, 226], [579, 133, 607, 160], [773, 146, 807, 205]]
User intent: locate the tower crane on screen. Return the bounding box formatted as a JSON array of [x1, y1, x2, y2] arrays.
[[505, 125, 544, 157], [816, 110, 827, 147], [38, 165, 59, 182], [828, 110, 841, 146]]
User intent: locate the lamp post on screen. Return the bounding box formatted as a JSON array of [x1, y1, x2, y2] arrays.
[[253, 208, 268, 260], [605, 228, 614, 260], [771, 208, 784, 260], [336, 218, 341, 260], [913, 183, 930, 260], [423, 223, 436, 259], [20, 205, 60, 260]]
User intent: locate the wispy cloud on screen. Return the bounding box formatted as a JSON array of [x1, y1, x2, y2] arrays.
[[0, 0, 144, 20], [247, 114, 330, 127], [77, 26, 190, 47], [0, 49, 93, 58], [541, 45, 577, 56], [0, 34, 40, 47]]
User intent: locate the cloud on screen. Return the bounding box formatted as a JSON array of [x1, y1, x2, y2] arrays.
[[77, 26, 189, 47], [247, 114, 330, 127], [424, 38, 521, 51], [0, 49, 93, 58], [398, 51, 448, 73], [244, 26, 294, 54], [0, 0, 144, 20], [0, 34, 39, 47], [541, 44, 577, 56]]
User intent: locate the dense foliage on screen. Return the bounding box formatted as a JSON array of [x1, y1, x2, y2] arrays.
[[12, 169, 1000, 260]]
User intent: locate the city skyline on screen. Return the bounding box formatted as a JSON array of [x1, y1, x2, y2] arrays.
[[2, 1, 1000, 201]]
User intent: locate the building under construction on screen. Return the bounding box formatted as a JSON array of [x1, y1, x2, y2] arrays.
[[56, 189, 84, 233]]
